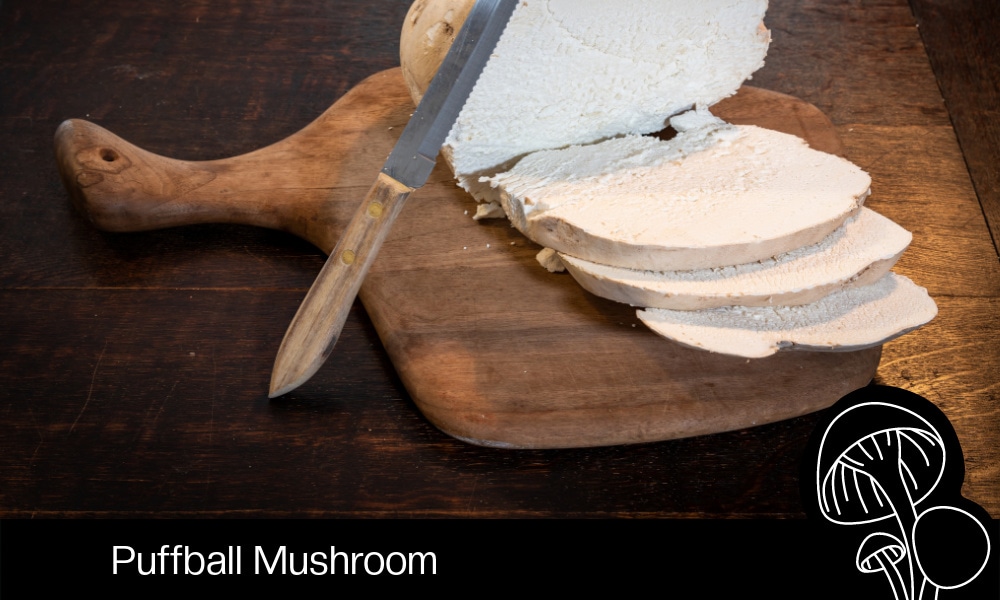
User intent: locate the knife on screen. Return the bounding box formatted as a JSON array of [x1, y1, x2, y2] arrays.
[[269, 0, 519, 397]]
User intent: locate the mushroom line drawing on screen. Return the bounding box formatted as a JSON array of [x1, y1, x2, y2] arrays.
[[912, 505, 992, 600], [816, 401, 947, 600], [857, 532, 908, 600], [809, 387, 994, 600]]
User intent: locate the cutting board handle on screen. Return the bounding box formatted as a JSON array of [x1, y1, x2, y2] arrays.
[[54, 119, 229, 230], [52, 117, 351, 254], [53, 69, 417, 255]]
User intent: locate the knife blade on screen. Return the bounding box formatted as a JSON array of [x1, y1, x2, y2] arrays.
[[269, 0, 519, 397]]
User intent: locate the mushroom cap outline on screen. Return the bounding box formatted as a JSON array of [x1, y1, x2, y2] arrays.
[[856, 531, 907, 573], [912, 505, 992, 590], [815, 399, 945, 526]]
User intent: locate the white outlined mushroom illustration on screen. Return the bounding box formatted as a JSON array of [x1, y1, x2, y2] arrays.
[[857, 531, 908, 599], [912, 506, 992, 598], [811, 386, 993, 600]]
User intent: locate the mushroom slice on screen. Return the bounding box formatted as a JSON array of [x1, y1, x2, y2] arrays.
[[487, 124, 871, 272], [559, 208, 910, 310], [636, 273, 937, 358]]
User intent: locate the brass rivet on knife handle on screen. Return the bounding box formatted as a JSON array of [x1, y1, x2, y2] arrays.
[[269, 172, 415, 398]]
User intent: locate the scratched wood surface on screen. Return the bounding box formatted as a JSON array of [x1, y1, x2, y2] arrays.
[[0, 0, 997, 516]]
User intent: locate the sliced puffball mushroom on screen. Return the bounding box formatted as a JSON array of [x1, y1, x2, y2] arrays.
[[558, 208, 910, 310], [486, 122, 871, 271], [426, 0, 772, 204], [402, 0, 936, 353], [637, 273, 937, 358]]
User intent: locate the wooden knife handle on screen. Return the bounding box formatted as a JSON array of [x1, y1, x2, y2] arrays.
[[269, 172, 415, 397]]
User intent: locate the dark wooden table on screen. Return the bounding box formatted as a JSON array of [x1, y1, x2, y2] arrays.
[[2, 0, 997, 519]]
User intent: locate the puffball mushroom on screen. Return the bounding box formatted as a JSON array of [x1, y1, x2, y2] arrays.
[[399, 0, 935, 357], [400, 0, 475, 105], [401, 0, 770, 206]]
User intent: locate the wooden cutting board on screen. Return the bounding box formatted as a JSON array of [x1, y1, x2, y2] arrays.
[[55, 68, 881, 448]]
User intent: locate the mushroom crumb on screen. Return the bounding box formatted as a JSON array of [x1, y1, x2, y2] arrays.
[[473, 201, 505, 221], [536, 248, 565, 273]]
